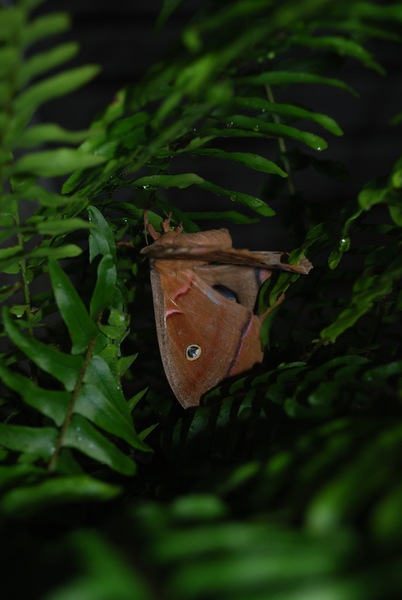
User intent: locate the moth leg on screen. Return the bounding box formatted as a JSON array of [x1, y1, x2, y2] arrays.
[[144, 210, 161, 240]]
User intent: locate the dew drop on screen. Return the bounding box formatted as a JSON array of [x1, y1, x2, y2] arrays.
[[339, 237, 350, 252]]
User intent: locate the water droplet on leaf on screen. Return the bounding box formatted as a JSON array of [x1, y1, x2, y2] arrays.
[[339, 237, 350, 252]]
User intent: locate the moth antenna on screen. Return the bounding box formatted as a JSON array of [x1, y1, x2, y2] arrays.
[[161, 212, 173, 234], [143, 209, 161, 241]]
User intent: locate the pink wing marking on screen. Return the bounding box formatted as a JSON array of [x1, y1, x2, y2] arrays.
[[172, 274, 194, 301], [166, 308, 183, 319], [164, 273, 193, 319]]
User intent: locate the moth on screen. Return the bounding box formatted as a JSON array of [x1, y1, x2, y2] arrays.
[[141, 213, 312, 408]]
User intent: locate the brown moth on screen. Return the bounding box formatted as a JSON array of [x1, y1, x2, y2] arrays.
[[141, 213, 312, 408]]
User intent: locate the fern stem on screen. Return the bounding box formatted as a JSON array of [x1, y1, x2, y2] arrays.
[[14, 205, 39, 384], [265, 84, 296, 197], [12, 201, 35, 335], [17, 244, 34, 337], [47, 337, 96, 472]]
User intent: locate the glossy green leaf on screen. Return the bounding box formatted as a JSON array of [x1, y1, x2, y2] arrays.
[[0, 245, 22, 263], [0, 228, 22, 245], [12, 148, 106, 177], [46, 531, 151, 600], [358, 179, 388, 210], [291, 34, 385, 74], [16, 185, 84, 208], [230, 97, 343, 136], [30, 244, 83, 259], [328, 205, 363, 270], [127, 387, 148, 412], [191, 148, 287, 177], [90, 255, 117, 320], [0, 87, 13, 115], [306, 425, 402, 532], [0, 361, 69, 426], [139, 423, 158, 442], [0, 475, 121, 516], [83, 359, 149, 455], [75, 382, 144, 449], [0, 423, 57, 459], [350, 3, 402, 23], [362, 361, 402, 383], [321, 256, 402, 343], [18, 41, 79, 87], [372, 483, 402, 541], [0, 113, 7, 135], [170, 494, 227, 522], [37, 218, 92, 235], [109, 111, 150, 138], [223, 114, 328, 151], [132, 173, 205, 189], [82, 356, 127, 415], [63, 415, 136, 476], [0, 7, 24, 43], [156, 0, 185, 29], [48, 259, 99, 354], [236, 70, 358, 96], [0, 46, 19, 77], [18, 0, 47, 10], [0, 246, 23, 268], [117, 354, 138, 377], [0, 463, 46, 491], [88, 205, 116, 261], [21, 12, 71, 48], [14, 65, 100, 117], [13, 124, 92, 148], [3, 308, 82, 391], [320, 18, 397, 52], [199, 179, 275, 216], [388, 204, 402, 227]]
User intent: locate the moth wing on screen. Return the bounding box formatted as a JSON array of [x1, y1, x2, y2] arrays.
[[193, 263, 272, 311], [150, 263, 266, 408]]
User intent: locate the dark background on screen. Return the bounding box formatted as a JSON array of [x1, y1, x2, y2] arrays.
[[35, 1, 402, 248]]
